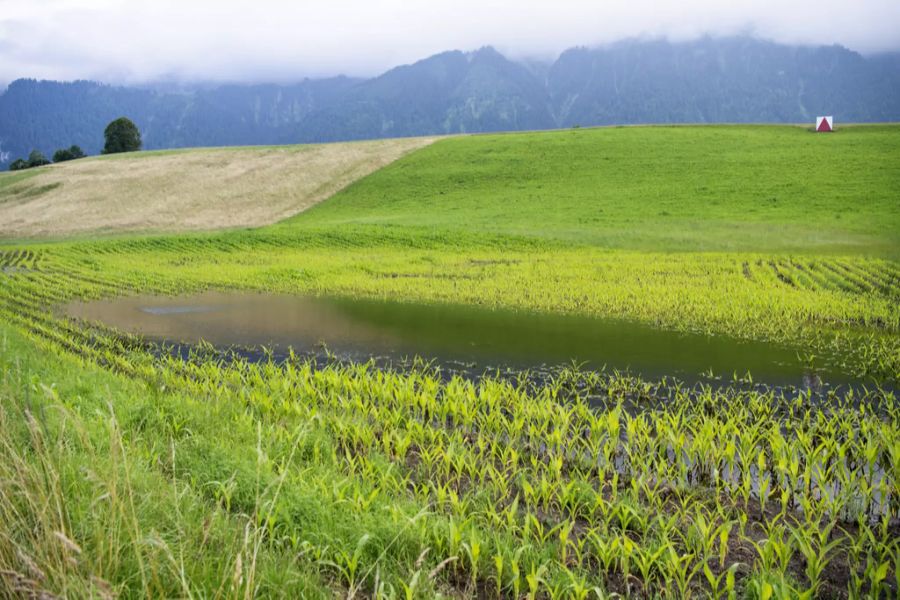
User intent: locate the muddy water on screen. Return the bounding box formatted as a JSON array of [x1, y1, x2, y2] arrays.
[[64, 291, 860, 388]]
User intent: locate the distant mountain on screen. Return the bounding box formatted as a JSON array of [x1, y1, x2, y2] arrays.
[[548, 38, 900, 125], [2, 37, 899, 168], [297, 47, 555, 140]]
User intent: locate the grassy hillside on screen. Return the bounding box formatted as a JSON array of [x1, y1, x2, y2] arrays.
[[284, 125, 900, 254], [0, 137, 435, 239]]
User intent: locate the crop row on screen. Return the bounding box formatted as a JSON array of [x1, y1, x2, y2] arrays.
[[760, 259, 900, 300], [0, 249, 40, 272], [0, 247, 897, 598]]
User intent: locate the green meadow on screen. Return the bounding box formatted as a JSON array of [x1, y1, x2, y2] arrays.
[[286, 125, 900, 254], [1, 125, 898, 598]]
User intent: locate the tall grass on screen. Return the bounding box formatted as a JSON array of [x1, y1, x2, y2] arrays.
[[0, 332, 332, 599]]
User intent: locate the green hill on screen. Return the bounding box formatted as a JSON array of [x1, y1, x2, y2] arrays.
[[284, 124, 900, 255]]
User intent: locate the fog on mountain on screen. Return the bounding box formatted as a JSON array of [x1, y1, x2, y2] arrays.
[[1, 37, 899, 168]]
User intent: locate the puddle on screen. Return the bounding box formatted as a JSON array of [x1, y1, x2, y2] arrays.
[[63, 290, 869, 389]]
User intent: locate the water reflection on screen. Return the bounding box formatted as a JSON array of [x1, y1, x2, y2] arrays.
[[65, 291, 852, 387]]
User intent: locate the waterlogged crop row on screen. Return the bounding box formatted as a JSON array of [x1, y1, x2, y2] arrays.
[[34, 231, 900, 382], [163, 357, 900, 599], [0, 244, 898, 598]]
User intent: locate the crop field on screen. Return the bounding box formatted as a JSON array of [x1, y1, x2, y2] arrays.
[[6, 233, 898, 379], [1, 125, 899, 598]]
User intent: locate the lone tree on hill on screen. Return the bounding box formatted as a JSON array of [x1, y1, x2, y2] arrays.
[[53, 144, 86, 163], [9, 158, 28, 171], [102, 117, 142, 154]]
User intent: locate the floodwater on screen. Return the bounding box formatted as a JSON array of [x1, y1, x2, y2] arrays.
[[64, 291, 860, 388]]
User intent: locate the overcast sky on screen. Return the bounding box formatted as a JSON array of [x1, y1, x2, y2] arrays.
[[1, 0, 898, 86]]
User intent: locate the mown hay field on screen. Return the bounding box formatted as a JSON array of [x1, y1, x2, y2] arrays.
[[0, 136, 436, 239]]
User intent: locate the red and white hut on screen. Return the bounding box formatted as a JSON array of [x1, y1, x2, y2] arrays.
[[815, 116, 833, 132]]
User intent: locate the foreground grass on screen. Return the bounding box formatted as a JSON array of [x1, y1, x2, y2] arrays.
[[0, 326, 337, 598]]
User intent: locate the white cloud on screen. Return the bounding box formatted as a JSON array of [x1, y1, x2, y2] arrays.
[[0, 0, 898, 85]]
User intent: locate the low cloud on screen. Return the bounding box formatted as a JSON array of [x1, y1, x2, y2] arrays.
[[1, 0, 898, 85]]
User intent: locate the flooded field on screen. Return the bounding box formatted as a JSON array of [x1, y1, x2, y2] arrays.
[[66, 290, 857, 387]]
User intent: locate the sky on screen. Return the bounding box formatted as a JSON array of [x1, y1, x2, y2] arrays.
[[1, 0, 899, 86]]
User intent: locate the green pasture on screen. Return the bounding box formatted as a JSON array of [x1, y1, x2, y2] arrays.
[[283, 125, 900, 255]]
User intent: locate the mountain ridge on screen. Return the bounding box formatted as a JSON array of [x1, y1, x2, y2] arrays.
[[2, 36, 899, 168]]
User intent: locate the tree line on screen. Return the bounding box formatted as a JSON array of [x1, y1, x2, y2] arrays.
[[8, 117, 141, 171]]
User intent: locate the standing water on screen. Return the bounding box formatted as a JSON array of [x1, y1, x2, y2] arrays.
[[63, 291, 863, 388]]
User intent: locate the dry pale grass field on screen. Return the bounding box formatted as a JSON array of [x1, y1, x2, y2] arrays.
[[0, 137, 436, 239]]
